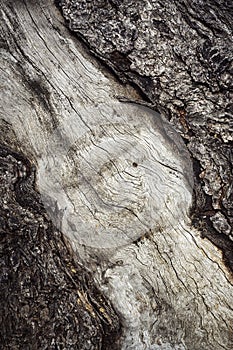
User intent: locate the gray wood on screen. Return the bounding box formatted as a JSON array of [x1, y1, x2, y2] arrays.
[[0, 1, 233, 349], [58, 0, 233, 267]]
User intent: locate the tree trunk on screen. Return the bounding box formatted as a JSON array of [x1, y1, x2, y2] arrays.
[[0, 1, 232, 350]]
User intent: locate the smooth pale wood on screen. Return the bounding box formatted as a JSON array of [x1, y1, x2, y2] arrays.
[[0, 1, 232, 349]]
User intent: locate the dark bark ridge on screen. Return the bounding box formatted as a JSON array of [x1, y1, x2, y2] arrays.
[[0, 143, 121, 349], [57, 0, 233, 271], [1, 1, 233, 349]]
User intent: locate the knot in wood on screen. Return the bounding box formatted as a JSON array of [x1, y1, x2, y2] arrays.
[[38, 103, 193, 249]]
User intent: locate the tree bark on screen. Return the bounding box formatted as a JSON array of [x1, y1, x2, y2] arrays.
[[57, 0, 233, 267], [0, 1, 232, 350]]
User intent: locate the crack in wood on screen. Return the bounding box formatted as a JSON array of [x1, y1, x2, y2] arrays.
[[1, 1, 233, 349]]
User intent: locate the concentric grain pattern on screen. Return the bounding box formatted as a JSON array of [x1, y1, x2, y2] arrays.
[[0, 1, 232, 349]]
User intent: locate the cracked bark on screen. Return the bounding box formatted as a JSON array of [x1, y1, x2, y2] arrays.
[[0, 1, 233, 350], [57, 0, 233, 269]]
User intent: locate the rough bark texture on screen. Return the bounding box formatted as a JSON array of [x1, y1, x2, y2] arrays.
[[0, 1, 233, 350], [57, 0, 233, 270], [0, 2, 122, 349], [0, 147, 120, 350]]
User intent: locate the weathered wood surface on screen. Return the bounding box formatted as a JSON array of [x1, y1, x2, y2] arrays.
[[0, 145, 120, 350], [58, 0, 233, 269], [0, 1, 233, 349]]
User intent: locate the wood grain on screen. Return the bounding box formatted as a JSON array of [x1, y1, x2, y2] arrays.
[[0, 1, 232, 349]]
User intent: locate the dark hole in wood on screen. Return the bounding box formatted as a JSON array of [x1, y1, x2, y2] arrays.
[[132, 162, 138, 167]]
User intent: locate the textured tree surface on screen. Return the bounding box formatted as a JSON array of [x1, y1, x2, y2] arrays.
[[0, 2, 122, 349], [0, 1, 233, 350], [0, 146, 120, 350], [57, 0, 233, 268]]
